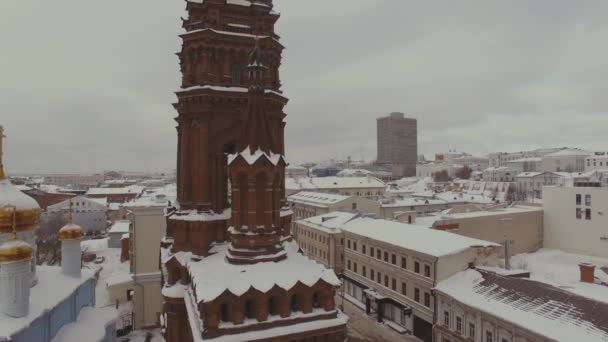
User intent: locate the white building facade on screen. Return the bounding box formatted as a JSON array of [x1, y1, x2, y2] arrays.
[[543, 186, 608, 258], [46, 196, 108, 233]]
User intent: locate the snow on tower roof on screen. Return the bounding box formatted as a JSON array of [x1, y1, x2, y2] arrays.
[[187, 240, 340, 303], [435, 269, 608, 341], [227, 147, 284, 166], [0, 179, 39, 211], [341, 217, 500, 258]]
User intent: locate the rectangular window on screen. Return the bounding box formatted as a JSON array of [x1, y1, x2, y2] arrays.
[[384, 275, 389, 287], [362, 266, 366, 277], [384, 252, 389, 262], [585, 194, 592, 206], [401, 257, 407, 269], [392, 278, 396, 291], [370, 269, 375, 281], [347, 240, 351, 249], [424, 292, 431, 307], [456, 316, 462, 333], [469, 323, 475, 339], [576, 194, 582, 205], [377, 272, 382, 284], [391, 254, 396, 265], [415, 261, 420, 274], [414, 288, 420, 302], [486, 331, 493, 342], [443, 311, 450, 326], [576, 208, 582, 219], [586, 208, 592, 220], [353, 242, 357, 251], [377, 249, 381, 259], [424, 265, 431, 277], [370, 247, 374, 257], [353, 262, 358, 273], [347, 260, 351, 270], [362, 244, 366, 254], [401, 282, 407, 296]]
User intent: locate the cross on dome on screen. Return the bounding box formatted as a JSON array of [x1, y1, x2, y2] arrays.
[[0, 125, 5, 180]]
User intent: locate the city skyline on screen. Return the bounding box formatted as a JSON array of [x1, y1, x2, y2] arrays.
[[2, 0, 607, 173]]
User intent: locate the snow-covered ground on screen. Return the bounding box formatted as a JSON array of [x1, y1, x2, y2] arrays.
[[81, 237, 131, 307], [119, 329, 164, 342], [510, 249, 608, 303]]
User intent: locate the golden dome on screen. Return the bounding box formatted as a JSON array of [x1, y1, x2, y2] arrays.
[[0, 239, 32, 264], [58, 223, 83, 241], [0, 127, 41, 233]]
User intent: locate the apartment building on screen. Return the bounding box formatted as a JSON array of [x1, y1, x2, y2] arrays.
[[585, 152, 608, 171], [514, 171, 563, 199], [541, 148, 590, 172], [285, 176, 386, 198], [288, 191, 379, 238], [543, 186, 608, 258], [431, 205, 543, 256], [340, 217, 500, 342], [482, 167, 517, 182], [295, 212, 359, 275]]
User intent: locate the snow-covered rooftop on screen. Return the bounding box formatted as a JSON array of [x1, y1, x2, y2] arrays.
[[123, 184, 177, 208], [288, 191, 350, 206], [0, 178, 40, 210], [286, 176, 385, 191], [545, 148, 592, 157], [186, 240, 340, 303], [510, 249, 608, 304], [86, 185, 144, 196], [51, 305, 120, 342], [435, 269, 608, 341], [169, 208, 231, 222], [297, 212, 359, 233], [439, 205, 541, 220], [0, 267, 95, 341], [341, 217, 500, 257], [108, 220, 130, 234]]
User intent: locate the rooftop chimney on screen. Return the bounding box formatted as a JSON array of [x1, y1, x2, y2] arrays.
[[579, 263, 596, 283]]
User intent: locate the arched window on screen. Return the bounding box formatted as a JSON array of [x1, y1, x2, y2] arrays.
[[231, 64, 242, 85], [256, 173, 267, 227], [220, 303, 230, 322], [312, 293, 321, 309], [239, 173, 248, 227], [291, 294, 302, 312], [245, 299, 256, 319], [268, 296, 278, 316]]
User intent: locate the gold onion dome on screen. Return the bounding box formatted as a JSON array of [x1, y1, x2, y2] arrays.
[[0, 239, 33, 264], [58, 223, 83, 241], [0, 126, 41, 233]]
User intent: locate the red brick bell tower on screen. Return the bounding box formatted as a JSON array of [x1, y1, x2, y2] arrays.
[[161, 1, 347, 342]]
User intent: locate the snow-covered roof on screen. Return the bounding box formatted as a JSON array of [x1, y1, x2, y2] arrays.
[[51, 305, 120, 342], [510, 249, 608, 304], [435, 269, 608, 341], [123, 184, 177, 208], [0, 178, 40, 210], [86, 185, 144, 196], [288, 191, 350, 206], [108, 220, 130, 234], [341, 217, 499, 257], [227, 147, 283, 166], [380, 197, 446, 208], [0, 266, 95, 340], [439, 205, 541, 220], [297, 212, 359, 233], [187, 240, 340, 303], [169, 208, 231, 222], [87, 197, 108, 206], [545, 148, 592, 157], [286, 176, 385, 191], [505, 157, 542, 163]]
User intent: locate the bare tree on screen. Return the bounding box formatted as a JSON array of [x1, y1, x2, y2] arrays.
[[455, 165, 473, 180]]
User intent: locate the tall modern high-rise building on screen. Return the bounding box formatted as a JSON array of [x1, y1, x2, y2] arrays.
[[377, 112, 417, 176]]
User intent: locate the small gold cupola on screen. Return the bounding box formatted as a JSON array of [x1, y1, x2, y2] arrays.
[[58, 199, 83, 241]]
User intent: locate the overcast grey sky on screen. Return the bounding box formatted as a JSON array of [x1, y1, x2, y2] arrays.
[[1, 1, 607, 173]]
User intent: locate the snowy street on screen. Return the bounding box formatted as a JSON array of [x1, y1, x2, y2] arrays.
[[338, 296, 422, 342]]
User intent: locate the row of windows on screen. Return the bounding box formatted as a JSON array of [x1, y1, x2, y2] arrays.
[[346, 259, 431, 308], [443, 311, 513, 342], [346, 240, 432, 278], [575, 194, 592, 206], [575, 208, 592, 220]]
